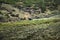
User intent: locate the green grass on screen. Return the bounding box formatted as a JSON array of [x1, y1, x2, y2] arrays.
[[0, 18, 60, 27], [0, 18, 60, 40]]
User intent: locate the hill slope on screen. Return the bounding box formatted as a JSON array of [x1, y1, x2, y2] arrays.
[[0, 18, 60, 40]]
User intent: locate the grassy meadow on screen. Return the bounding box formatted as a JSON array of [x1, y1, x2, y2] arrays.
[[0, 18, 60, 40]]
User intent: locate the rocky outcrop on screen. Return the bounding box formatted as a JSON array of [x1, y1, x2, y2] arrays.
[[0, 3, 20, 22], [0, 3, 33, 22], [0, 3, 60, 22]]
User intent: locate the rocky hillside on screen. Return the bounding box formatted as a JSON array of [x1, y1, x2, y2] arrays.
[[0, 0, 60, 40], [0, 0, 60, 22], [0, 3, 60, 22]]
